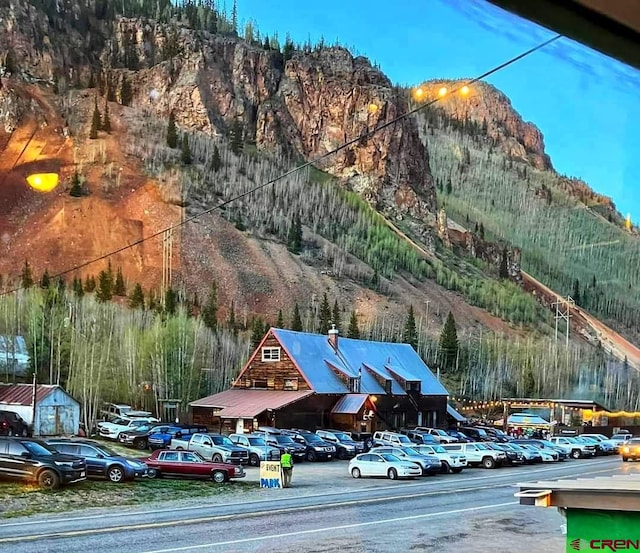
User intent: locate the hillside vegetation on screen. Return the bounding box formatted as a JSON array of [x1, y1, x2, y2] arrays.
[[418, 104, 640, 342]]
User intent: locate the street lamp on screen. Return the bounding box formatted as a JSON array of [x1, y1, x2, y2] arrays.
[[438, 86, 448, 97]]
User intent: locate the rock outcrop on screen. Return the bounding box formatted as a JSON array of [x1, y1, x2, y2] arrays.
[[419, 79, 552, 170]]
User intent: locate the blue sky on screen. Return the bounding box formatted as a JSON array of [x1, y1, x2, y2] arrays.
[[237, 0, 640, 221]]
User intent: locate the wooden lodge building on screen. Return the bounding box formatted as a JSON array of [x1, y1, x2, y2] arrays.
[[190, 327, 453, 434]]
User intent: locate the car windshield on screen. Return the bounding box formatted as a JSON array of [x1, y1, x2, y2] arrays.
[[110, 417, 125, 425], [212, 436, 234, 446], [401, 447, 420, 455], [248, 437, 266, 446], [396, 435, 412, 444], [305, 434, 323, 443], [475, 443, 489, 450], [130, 420, 148, 427], [380, 453, 400, 462], [23, 441, 55, 456], [275, 436, 296, 445], [435, 430, 448, 436], [334, 432, 352, 441]]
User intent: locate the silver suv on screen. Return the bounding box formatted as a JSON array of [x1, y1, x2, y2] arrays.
[[229, 434, 281, 466], [442, 442, 506, 469], [372, 431, 415, 447]]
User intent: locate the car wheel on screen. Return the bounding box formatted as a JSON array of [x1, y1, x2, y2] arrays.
[[441, 462, 451, 474], [176, 447, 184, 451], [107, 465, 126, 483], [571, 449, 582, 459], [622, 457, 629, 462], [212, 470, 227, 483], [135, 438, 148, 450], [37, 469, 60, 490], [351, 467, 361, 479], [212, 453, 223, 463], [117, 433, 125, 441], [365, 438, 373, 450], [387, 468, 398, 480], [249, 453, 260, 467], [338, 449, 347, 460], [306, 449, 317, 462], [482, 457, 496, 469], [21, 427, 28, 437], [451, 468, 463, 474], [147, 468, 159, 478]]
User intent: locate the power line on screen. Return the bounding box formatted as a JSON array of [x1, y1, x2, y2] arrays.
[[1, 34, 562, 297]]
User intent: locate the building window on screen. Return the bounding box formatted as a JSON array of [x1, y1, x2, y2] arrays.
[[406, 381, 421, 393], [283, 378, 299, 391], [261, 347, 281, 362], [252, 379, 268, 388]]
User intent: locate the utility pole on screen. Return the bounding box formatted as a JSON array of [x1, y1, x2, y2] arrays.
[[552, 296, 575, 348]]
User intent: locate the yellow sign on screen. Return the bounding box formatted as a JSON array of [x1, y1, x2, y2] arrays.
[[259, 461, 282, 489]]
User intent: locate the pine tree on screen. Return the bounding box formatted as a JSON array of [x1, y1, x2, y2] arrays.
[[102, 99, 111, 132], [227, 301, 236, 333], [250, 317, 264, 348], [72, 277, 84, 298], [210, 144, 222, 172], [445, 177, 452, 195], [129, 283, 145, 309], [114, 267, 126, 296], [439, 311, 459, 370], [332, 300, 342, 330], [96, 270, 113, 302], [21, 260, 34, 289], [230, 119, 244, 155], [318, 293, 331, 335], [201, 283, 218, 331], [147, 290, 158, 311], [166, 111, 178, 148], [499, 247, 509, 279], [347, 311, 360, 339], [84, 275, 96, 293], [40, 270, 51, 289], [283, 35, 295, 62], [291, 303, 302, 331], [287, 214, 302, 253], [164, 288, 178, 314], [478, 222, 485, 240], [120, 75, 132, 106], [69, 172, 83, 197], [276, 309, 284, 328], [231, 0, 238, 34], [573, 278, 581, 306], [181, 134, 192, 164], [89, 97, 101, 139], [402, 305, 418, 350]]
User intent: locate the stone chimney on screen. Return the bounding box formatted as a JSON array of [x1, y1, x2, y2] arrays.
[[328, 324, 339, 350]]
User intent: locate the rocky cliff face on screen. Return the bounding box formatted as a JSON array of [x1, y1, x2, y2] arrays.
[[419, 79, 552, 171]]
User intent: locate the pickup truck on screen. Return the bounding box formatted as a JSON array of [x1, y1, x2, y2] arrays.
[[98, 417, 158, 441], [170, 433, 250, 464], [442, 442, 506, 468]]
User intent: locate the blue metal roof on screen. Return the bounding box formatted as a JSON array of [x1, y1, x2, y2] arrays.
[[331, 394, 369, 414], [272, 329, 448, 396]]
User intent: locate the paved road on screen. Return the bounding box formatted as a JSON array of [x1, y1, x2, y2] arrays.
[[0, 457, 633, 553]]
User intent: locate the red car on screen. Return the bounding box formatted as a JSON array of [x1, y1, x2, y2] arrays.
[[145, 450, 246, 483]]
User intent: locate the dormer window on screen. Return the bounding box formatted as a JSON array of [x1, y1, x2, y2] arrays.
[[261, 347, 281, 362]]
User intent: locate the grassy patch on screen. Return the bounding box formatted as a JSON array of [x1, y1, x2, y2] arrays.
[[0, 478, 256, 519]]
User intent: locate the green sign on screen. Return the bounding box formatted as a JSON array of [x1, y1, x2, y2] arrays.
[[567, 510, 640, 552]]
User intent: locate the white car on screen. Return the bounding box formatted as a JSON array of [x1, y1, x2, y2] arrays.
[[348, 452, 422, 480], [519, 443, 559, 462], [98, 417, 158, 440], [412, 444, 467, 473], [549, 436, 596, 458]]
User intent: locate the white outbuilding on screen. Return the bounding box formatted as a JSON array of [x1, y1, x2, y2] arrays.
[[0, 384, 80, 436]]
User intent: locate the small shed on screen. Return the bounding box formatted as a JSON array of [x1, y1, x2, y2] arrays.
[[0, 384, 80, 436]]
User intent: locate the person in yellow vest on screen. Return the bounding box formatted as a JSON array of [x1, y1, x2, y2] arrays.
[[281, 451, 293, 488]]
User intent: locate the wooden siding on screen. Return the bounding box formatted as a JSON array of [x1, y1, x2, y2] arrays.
[[235, 335, 311, 391]]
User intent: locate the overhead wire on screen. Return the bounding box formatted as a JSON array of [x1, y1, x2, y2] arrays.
[[0, 34, 562, 297]]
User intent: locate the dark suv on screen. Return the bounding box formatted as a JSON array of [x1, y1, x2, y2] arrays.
[[282, 430, 336, 461], [0, 436, 86, 489], [263, 432, 307, 461], [47, 438, 148, 483], [0, 410, 30, 436]]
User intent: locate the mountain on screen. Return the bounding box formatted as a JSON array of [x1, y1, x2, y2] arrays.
[[1, 1, 639, 411]]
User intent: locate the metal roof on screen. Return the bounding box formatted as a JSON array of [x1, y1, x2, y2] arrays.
[[273, 329, 448, 396], [447, 404, 467, 422], [331, 394, 369, 415], [0, 384, 63, 406], [189, 389, 313, 418]]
